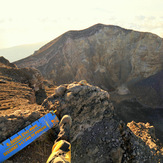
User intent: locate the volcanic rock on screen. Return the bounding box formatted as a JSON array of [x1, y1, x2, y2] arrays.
[[0, 56, 16, 68], [42, 81, 163, 163], [0, 57, 44, 92], [128, 121, 163, 159], [113, 98, 163, 142]]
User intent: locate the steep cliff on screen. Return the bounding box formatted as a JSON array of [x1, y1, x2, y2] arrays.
[[14, 24, 163, 107]]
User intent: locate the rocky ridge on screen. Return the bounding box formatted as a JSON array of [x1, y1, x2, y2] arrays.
[[42, 81, 162, 163], [128, 121, 163, 156]]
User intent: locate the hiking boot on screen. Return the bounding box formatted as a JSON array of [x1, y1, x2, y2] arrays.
[[55, 115, 72, 143]]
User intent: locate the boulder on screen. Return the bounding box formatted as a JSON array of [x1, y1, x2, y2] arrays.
[[42, 81, 163, 163]]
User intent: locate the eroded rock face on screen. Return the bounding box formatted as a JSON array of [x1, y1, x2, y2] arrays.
[[0, 58, 44, 92], [14, 24, 163, 107], [0, 56, 17, 68], [42, 81, 162, 163], [128, 121, 163, 159], [20, 67, 44, 91]]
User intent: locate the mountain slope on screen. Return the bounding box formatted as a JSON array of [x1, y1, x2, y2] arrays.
[[14, 24, 163, 107], [129, 70, 163, 107]]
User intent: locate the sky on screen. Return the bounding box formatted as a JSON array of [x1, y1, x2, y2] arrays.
[[0, 0, 163, 49]]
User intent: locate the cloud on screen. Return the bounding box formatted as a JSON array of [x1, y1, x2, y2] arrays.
[[140, 17, 163, 30], [129, 16, 163, 37], [136, 15, 146, 21], [135, 16, 157, 22], [0, 19, 5, 24], [39, 17, 49, 23], [0, 18, 13, 24]]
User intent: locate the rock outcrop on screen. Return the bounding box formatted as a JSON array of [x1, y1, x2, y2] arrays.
[[0, 56, 16, 68], [42, 81, 162, 163], [113, 98, 163, 143], [14, 24, 163, 107], [127, 121, 163, 155], [0, 57, 44, 92]]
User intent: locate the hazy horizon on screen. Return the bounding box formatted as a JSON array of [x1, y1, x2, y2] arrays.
[[0, 41, 47, 62]]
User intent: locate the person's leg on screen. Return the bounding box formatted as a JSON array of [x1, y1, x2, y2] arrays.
[[47, 115, 72, 163]]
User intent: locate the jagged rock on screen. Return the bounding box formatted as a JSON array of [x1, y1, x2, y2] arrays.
[[0, 103, 45, 143], [0, 58, 44, 92], [127, 121, 163, 158], [113, 98, 163, 142], [42, 81, 162, 163], [5, 160, 13, 163], [14, 24, 163, 107], [20, 67, 44, 91], [0, 56, 17, 68], [54, 85, 67, 96]]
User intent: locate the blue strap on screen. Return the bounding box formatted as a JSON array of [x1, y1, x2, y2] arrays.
[[0, 111, 59, 163]]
